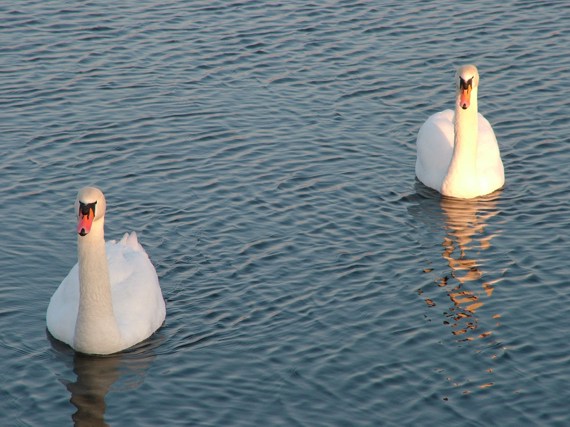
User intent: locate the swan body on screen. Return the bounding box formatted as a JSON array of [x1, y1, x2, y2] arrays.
[[47, 187, 165, 355], [415, 65, 504, 198]]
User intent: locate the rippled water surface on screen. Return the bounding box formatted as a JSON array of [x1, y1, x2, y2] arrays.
[[2, 1, 570, 426]]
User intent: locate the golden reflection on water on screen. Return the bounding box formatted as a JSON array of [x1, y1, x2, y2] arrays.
[[416, 190, 504, 395], [438, 195, 502, 340], [418, 192, 503, 341]]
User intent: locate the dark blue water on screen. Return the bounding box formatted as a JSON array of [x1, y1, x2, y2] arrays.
[[2, 1, 570, 425]]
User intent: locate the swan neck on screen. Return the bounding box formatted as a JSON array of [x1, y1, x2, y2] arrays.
[[78, 221, 110, 301], [75, 218, 122, 354], [454, 89, 478, 151], [441, 89, 479, 197]]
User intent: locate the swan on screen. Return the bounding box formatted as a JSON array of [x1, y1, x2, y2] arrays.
[[415, 64, 504, 198], [47, 187, 166, 355]]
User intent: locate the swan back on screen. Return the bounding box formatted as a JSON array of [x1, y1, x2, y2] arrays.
[[107, 232, 166, 347]]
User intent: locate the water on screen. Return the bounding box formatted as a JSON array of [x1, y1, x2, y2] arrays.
[[2, 1, 570, 425]]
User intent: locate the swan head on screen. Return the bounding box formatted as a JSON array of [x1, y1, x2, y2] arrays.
[[75, 187, 106, 236], [455, 64, 479, 110]]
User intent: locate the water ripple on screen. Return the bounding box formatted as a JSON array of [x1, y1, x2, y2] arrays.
[[2, 0, 570, 425]]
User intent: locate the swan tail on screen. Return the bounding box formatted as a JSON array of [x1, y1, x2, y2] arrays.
[[119, 231, 142, 250]]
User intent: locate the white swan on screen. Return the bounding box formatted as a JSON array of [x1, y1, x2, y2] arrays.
[[47, 187, 166, 355], [415, 64, 504, 198]]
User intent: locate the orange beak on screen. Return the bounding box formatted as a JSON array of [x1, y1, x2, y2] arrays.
[[77, 206, 95, 236], [459, 85, 471, 110]]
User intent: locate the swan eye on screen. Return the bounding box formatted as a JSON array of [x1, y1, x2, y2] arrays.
[[79, 201, 97, 218]]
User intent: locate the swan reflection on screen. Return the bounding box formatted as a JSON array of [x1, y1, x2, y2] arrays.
[[48, 332, 161, 426], [67, 353, 122, 427], [412, 185, 503, 341], [437, 195, 501, 340]]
